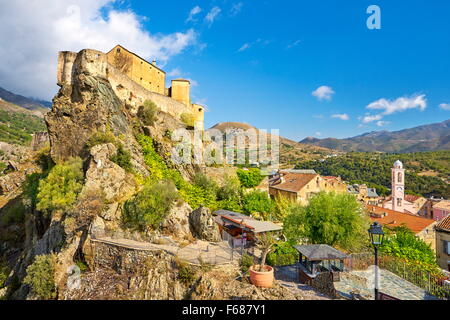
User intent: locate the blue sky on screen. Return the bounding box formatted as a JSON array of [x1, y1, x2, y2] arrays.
[[1, 0, 450, 141]]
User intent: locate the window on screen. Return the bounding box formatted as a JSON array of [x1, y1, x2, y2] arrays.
[[398, 172, 402, 183], [116, 48, 120, 53], [444, 241, 450, 255], [397, 198, 402, 206]]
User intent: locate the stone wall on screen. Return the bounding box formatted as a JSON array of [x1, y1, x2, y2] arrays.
[[89, 240, 177, 274], [310, 272, 337, 298]]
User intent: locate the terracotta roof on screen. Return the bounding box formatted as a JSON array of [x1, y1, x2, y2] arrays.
[[323, 176, 339, 180], [433, 201, 450, 212], [404, 194, 423, 203], [269, 173, 318, 193], [436, 215, 450, 232], [366, 205, 436, 234]]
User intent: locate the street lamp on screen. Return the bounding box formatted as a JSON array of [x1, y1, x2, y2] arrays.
[[368, 222, 384, 300]]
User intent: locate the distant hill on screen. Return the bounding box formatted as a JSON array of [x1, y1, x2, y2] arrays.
[[0, 86, 50, 115], [300, 120, 450, 153], [210, 122, 334, 165], [0, 99, 46, 145]]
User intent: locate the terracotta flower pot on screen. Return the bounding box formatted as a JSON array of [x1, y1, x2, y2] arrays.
[[249, 265, 274, 288]]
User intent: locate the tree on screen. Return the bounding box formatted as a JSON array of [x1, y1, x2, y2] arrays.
[[255, 232, 277, 271], [236, 168, 264, 188], [23, 254, 57, 300], [36, 158, 84, 216], [380, 226, 437, 265], [283, 192, 369, 251], [123, 180, 179, 231], [137, 100, 158, 126], [242, 190, 274, 219]]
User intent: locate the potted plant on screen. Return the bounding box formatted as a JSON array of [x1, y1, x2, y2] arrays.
[[249, 233, 277, 288]]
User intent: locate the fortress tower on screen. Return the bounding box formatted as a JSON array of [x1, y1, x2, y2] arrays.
[[391, 160, 405, 212]]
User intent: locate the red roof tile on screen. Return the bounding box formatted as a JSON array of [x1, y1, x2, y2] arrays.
[[436, 215, 450, 232], [269, 173, 318, 193], [366, 205, 436, 234]]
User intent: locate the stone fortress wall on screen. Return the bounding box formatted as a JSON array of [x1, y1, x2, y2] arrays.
[[57, 48, 204, 130]]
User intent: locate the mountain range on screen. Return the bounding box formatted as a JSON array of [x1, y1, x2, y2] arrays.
[[300, 120, 450, 153], [0, 86, 51, 115]]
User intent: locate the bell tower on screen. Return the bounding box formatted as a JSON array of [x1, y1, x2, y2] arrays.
[[391, 160, 405, 212]]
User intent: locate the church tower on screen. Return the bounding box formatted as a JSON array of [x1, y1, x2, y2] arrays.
[[391, 160, 405, 212]]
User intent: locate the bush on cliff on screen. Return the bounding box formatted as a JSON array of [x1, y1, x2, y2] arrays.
[[137, 100, 158, 126], [87, 130, 133, 172], [236, 168, 264, 188], [123, 180, 179, 231], [23, 254, 57, 300], [181, 112, 196, 128], [242, 190, 274, 219], [36, 158, 84, 216]]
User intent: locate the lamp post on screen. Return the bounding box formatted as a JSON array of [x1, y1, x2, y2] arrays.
[[368, 222, 384, 300]]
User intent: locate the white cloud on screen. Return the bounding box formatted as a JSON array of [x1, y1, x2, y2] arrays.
[[362, 114, 383, 123], [238, 43, 251, 52], [362, 94, 427, 123], [205, 6, 221, 26], [230, 3, 243, 16], [315, 132, 322, 137], [439, 103, 450, 111], [376, 121, 390, 127], [0, 1, 197, 100], [331, 113, 349, 120], [186, 6, 202, 22], [168, 68, 182, 77], [287, 40, 301, 49], [312, 86, 335, 101]]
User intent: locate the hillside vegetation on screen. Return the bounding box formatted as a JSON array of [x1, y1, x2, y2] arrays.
[[0, 108, 46, 145], [295, 151, 450, 198]]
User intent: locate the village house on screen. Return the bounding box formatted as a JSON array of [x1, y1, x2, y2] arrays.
[[347, 184, 380, 205], [435, 215, 450, 271], [268, 170, 347, 205], [432, 200, 450, 222], [366, 204, 437, 250]]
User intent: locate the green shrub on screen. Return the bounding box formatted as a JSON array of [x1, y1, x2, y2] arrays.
[[240, 253, 254, 274], [138, 100, 158, 126], [23, 173, 42, 208], [23, 254, 57, 300], [36, 158, 84, 216], [110, 143, 133, 172], [0, 199, 25, 225], [86, 130, 116, 149], [123, 180, 179, 231], [136, 134, 217, 210], [242, 190, 274, 219], [177, 261, 196, 285], [236, 168, 264, 188], [75, 260, 88, 273], [180, 112, 196, 128], [0, 259, 9, 289], [381, 226, 437, 265], [266, 242, 299, 267], [194, 173, 218, 192]]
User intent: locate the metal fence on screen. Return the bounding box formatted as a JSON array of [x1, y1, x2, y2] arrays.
[[346, 252, 450, 300]]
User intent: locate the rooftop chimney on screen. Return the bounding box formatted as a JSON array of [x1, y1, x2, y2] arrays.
[[152, 59, 157, 66]]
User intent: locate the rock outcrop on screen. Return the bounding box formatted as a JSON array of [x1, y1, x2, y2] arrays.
[[189, 207, 221, 242]]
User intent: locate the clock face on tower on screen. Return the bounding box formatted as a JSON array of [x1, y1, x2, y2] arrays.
[[397, 187, 403, 191]]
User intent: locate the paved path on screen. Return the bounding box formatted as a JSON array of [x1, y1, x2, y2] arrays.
[[92, 237, 241, 266], [335, 269, 439, 300]]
